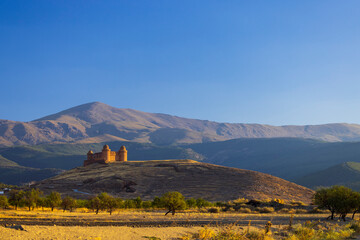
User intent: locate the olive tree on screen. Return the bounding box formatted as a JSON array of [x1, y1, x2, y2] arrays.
[[8, 189, 24, 210], [23, 189, 42, 211], [161, 191, 186, 216], [45, 192, 62, 211], [61, 196, 76, 212], [314, 186, 360, 221]]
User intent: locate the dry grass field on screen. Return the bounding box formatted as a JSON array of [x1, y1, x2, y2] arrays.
[[1, 209, 359, 240]]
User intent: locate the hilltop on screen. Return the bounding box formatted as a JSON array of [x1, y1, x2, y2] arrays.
[[296, 162, 360, 190], [2, 102, 360, 146], [34, 159, 314, 203]]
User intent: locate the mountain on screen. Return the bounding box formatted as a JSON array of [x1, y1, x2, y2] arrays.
[[187, 138, 360, 180], [296, 162, 360, 190], [34, 160, 314, 203], [3, 138, 360, 186], [2, 102, 360, 146]]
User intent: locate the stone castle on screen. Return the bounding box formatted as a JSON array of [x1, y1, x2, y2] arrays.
[[83, 145, 127, 166]]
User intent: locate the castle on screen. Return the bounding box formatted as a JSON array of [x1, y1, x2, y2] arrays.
[[83, 145, 127, 166]]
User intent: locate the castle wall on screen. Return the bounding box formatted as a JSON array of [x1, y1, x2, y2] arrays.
[[84, 145, 127, 166]]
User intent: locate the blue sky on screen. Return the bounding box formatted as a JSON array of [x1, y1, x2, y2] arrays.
[[1, 1, 360, 125]]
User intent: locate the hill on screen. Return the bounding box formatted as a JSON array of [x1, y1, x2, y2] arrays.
[[34, 160, 314, 203], [296, 162, 360, 190], [0, 141, 203, 170], [0, 142, 203, 184], [187, 138, 360, 180], [3, 138, 360, 186], [2, 102, 360, 146]]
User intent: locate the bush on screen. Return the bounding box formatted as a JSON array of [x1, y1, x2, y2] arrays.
[[279, 208, 290, 213], [207, 207, 219, 213], [295, 209, 308, 214], [256, 207, 275, 213], [290, 200, 305, 206], [349, 221, 360, 234], [238, 207, 252, 213]]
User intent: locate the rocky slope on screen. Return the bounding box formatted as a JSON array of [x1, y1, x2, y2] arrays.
[[2, 102, 360, 147], [35, 160, 314, 203]]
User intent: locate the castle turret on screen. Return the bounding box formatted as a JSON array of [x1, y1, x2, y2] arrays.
[[118, 146, 128, 162], [87, 150, 94, 160], [102, 145, 111, 162]]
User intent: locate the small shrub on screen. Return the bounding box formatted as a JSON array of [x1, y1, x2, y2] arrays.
[[272, 198, 285, 204], [290, 200, 305, 206], [295, 209, 307, 214], [279, 208, 290, 213], [238, 207, 252, 213], [207, 207, 219, 213], [233, 198, 248, 204], [349, 221, 360, 233], [197, 227, 215, 239], [256, 207, 275, 213], [307, 207, 325, 214]]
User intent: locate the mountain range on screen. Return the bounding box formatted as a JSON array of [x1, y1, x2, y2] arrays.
[[2, 102, 360, 190], [2, 102, 360, 147]]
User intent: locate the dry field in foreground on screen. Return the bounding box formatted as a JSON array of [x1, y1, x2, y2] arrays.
[[0, 225, 205, 240], [0, 209, 359, 240]]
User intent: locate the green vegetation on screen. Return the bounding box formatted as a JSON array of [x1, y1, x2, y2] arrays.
[[45, 191, 62, 211], [161, 191, 186, 215], [23, 188, 42, 211], [314, 186, 360, 221], [0, 195, 8, 209], [61, 196, 76, 212]]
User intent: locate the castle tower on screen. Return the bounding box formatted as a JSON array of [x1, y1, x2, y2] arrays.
[[118, 146, 128, 162], [87, 150, 94, 161], [102, 144, 111, 162]]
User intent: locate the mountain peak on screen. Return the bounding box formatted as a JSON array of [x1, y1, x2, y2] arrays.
[[2, 102, 360, 147]]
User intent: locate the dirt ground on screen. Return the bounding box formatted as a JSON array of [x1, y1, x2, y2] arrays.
[[0, 209, 358, 240], [0, 225, 203, 240]]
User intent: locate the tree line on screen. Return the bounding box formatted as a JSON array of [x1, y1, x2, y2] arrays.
[[0, 189, 213, 215]]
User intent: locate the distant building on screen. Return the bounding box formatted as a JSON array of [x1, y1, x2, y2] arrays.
[[83, 145, 128, 166]]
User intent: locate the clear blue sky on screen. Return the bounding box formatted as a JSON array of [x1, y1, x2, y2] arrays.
[[1, 1, 360, 125]]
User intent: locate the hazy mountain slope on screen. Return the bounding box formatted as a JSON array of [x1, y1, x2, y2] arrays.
[[0, 166, 62, 185], [2, 102, 360, 146], [296, 162, 360, 190], [0, 141, 204, 170], [187, 138, 360, 180], [35, 160, 314, 203], [0, 154, 19, 167]]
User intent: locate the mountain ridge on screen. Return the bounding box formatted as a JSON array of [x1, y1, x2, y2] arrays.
[[2, 102, 360, 146]]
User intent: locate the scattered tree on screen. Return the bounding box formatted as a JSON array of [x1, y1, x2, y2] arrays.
[[0, 195, 8, 209], [186, 198, 196, 209], [89, 196, 102, 214], [61, 196, 76, 212], [314, 186, 360, 221], [8, 190, 24, 210], [98, 192, 118, 215], [161, 191, 186, 216], [23, 189, 42, 211], [45, 192, 62, 211]]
